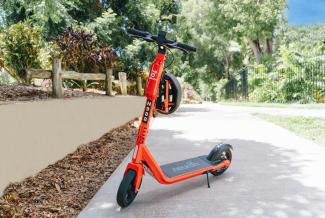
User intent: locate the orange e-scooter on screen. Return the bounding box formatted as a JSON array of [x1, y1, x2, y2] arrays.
[[117, 27, 233, 208]]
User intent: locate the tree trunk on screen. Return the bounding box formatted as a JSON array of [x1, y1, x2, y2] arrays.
[[264, 38, 273, 54], [246, 37, 262, 64], [224, 51, 231, 79]]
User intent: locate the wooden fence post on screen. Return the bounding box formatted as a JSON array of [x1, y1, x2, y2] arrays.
[[118, 72, 127, 95], [105, 68, 113, 96], [81, 80, 87, 92], [52, 57, 63, 98], [136, 75, 143, 96]]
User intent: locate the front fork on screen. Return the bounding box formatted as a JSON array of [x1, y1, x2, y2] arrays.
[[124, 51, 166, 192], [124, 162, 144, 192]]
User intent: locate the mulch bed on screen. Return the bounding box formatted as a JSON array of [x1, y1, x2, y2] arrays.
[[0, 84, 104, 104], [0, 119, 138, 217]]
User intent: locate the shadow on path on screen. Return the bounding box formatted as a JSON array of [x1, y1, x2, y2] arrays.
[[128, 129, 325, 218], [79, 105, 325, 218]]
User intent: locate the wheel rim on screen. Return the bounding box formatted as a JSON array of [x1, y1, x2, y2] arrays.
[[156, 72, 181, 114]]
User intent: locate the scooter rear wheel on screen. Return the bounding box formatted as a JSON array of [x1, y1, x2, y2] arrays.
[[208, 144, 233, 176], [116, 170, 138, 208]]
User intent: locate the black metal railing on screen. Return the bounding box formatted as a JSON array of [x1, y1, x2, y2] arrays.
[[224, 63, 325, 103]]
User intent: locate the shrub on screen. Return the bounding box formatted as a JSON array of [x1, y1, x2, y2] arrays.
[[53, 27, 119, 90], [2, 22, 42, 79], [249, 81, 283, 103], [213, 78, 228, 101], [280, 78, 312, 103], [54, 28, 118, 74], [53, 28, 97, 73]]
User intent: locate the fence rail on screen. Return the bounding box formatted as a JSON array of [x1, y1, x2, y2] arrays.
[[25, 57, 142, 98]]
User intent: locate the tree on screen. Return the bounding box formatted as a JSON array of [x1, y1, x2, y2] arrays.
[[217, 0, 287, 64], [1, 22, 42, 80], [87, 9, 124, 48]]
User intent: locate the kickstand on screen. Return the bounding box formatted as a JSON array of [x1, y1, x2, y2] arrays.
[[206, 172, 210, 188]]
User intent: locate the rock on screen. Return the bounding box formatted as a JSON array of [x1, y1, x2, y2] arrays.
[[177, 77, 202, 104]]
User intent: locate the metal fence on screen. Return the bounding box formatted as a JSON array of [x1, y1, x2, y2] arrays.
[[226, 63, 325, 103]]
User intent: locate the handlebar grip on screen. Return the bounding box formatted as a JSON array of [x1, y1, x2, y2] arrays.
[[176, 42, 197, 52], [127, 28, 150, 38]]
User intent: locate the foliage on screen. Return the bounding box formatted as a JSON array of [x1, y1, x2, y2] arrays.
[[0, 0, 106, 39], [0, 0, 324, 103], [211, 79, 228, 101], [118, 39, 153, 80], [39, 45, 52, 70], [247, 63, 325, 103], [87, 9, 120, 47], [54, 28, 96, 72], [54, 28, 117, 74], [173, 0, 230, 98], [276, 24, 325, 65], [1, 22, 42, 79], [215, 0, 287, 64], [217, 0, 286, 40]]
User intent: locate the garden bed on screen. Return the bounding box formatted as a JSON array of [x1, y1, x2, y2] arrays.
[[0, 119, 138, 217], [0, 84, 104, 104]]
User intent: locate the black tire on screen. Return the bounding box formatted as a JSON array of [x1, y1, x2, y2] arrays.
[[156, 72, 182, 114], [207, 144, 233, 176], [116, 170, 138, 208]]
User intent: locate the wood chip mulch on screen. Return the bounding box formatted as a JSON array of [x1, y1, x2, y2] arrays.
[[0, 119, 138, 218], [0, 84, 104, 104], [0, 84, 51, 102]]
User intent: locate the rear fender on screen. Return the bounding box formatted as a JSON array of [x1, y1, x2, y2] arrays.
[[207, 143, 233, 161]]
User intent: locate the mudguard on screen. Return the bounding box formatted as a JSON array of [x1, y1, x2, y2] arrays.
[[207, 143, 233, 162]]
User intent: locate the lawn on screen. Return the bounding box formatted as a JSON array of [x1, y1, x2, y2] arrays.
[[254, 114, 325, 146], [219, 101, 325, 110]]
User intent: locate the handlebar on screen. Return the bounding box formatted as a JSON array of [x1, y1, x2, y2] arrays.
[[175, 42, 196, 52], [127, 28, 196, 53], [127, 29, 150, 38]]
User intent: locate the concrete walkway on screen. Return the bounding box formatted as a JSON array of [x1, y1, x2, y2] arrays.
[[0, 96, 145, 194], [79, 103, 325, 218], [218, 104, 325, 119]]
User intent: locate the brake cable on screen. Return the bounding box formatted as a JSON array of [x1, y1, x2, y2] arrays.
[[164, 47, 175, 70]]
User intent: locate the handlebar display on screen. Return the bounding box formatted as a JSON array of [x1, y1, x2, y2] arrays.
[[127, 28, 196, 53]]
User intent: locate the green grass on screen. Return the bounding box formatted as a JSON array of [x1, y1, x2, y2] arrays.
[[219, 101, 325, 109], [255, 114, 325, 146]]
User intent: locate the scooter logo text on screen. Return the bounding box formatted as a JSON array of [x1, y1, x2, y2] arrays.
[[149, 68, 158, 81], [142, 100, 152, 123]]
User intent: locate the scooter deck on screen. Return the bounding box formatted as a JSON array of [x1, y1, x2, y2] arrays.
[[161, 155, 213, 178]]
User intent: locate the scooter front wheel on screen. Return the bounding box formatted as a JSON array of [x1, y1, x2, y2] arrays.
[[117, 170, 138, 208]]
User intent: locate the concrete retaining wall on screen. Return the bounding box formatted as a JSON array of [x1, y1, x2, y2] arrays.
[[0, 96, 144, 194]]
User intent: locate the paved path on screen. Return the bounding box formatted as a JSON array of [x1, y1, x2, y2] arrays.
[[79, 103, 325, 218], [217, 104, 325, 119], [0, 96, 145, 194]]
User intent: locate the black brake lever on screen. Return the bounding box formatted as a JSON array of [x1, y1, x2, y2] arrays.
[[128, 33, 154, 43], [143, 36, 155, 42]]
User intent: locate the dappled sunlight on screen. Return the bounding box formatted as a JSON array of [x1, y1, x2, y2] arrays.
[[150, 104, 325, 194], [80, 104, 325, 217]]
